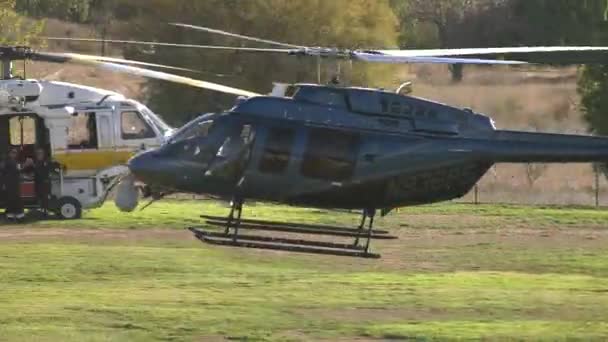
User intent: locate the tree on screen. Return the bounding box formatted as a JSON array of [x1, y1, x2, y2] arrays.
[[15, 0, 91, 23], [391, 0, 506, 82], [117, 0, 399, 125], [576, 1, 608, 176]]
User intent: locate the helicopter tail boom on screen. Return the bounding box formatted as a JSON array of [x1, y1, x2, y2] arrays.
[[475, 130, 608, 163]]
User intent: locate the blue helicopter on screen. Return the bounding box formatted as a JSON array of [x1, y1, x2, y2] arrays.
[[44, 24, 608, 258]]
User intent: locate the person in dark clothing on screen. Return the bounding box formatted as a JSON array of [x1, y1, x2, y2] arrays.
[[25, 148, 60, 217], [3, 148, 25, 221]]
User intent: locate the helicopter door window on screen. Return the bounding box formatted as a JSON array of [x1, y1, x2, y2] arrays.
[[68, 112, 98, 150], [9, 116, 37, 161], [259, 127, 296, 174], [215, 124, 253, 159], [301, 128, 359, 181], [121, 111, 156, 140]]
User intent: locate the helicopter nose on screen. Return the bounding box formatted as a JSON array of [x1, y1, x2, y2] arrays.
[[128, 150, 161, 183]]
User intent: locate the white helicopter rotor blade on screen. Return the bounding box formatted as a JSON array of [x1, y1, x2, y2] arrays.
[[49, 52, 200, 72], [66, 57, 259, 97], [44, 37, 292, 53], [170, 22, 305, 49]]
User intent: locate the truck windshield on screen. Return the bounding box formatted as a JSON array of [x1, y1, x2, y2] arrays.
[[141, 108, 172, 136]]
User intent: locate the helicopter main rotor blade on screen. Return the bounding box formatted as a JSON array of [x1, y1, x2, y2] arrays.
[[43, 53, 259, 97], [170, 22, 305, 49], [374, 46, 608, 64], [44, 37, 292, 53], [353, 53, 528, 65]]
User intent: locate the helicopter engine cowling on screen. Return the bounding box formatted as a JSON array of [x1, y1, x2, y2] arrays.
[[114, 174, 140, 212], [0, 80, 42, 107]]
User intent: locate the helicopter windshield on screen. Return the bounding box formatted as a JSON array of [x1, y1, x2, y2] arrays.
[[169, 118, 215, 144]]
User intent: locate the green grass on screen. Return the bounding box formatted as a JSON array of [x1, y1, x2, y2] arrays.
[[1, 201, 608, 341], [17, 200, 608, 230]]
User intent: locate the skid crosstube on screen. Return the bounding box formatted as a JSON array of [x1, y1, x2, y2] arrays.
[[189, 227, 382, 259]]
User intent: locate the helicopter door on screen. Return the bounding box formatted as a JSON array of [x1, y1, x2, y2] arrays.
[[207, 123, 256, 185], [96, 112, 114, 149]]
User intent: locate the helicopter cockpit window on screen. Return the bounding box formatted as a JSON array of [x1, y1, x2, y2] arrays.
[[68, 112, 98, 150], [121, 111, 156, 140]]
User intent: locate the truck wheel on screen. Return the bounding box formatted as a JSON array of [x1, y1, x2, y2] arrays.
[[57, 197, 82, 220]]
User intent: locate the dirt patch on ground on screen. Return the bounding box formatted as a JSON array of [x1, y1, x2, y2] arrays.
[[0, 227, 194, 244]]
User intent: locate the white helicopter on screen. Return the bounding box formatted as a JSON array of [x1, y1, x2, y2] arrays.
[[0, 47, 252, 219], [4, 24, 608, 220]]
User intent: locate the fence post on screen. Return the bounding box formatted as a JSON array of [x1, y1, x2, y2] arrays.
[[474, 184, 479, 205], [595, 167, 600, 208]]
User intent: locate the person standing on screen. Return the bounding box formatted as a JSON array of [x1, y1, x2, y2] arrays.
[[3, 149, 25, 222], [25, 148, 60, 217]]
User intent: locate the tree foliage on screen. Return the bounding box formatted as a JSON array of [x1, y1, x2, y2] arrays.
[[1, 0, 44, 45], [15, 0, 90, 22]]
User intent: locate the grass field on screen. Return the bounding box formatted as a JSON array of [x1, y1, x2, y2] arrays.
[[2, 201, 608, 341]]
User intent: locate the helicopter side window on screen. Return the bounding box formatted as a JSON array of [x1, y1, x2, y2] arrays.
[[68, 112, 98, 150], [415, 106, 427, 117], [259, 127, 295, 174], [121, 111, 156, 140], [390, 102, 401, 115], [301, 128, 359, 181], [305, 89, 347, 108], [402, 103, 414, 116]]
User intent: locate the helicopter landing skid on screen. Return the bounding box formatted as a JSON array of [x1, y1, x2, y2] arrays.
[[188, 211, 396, 259]]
